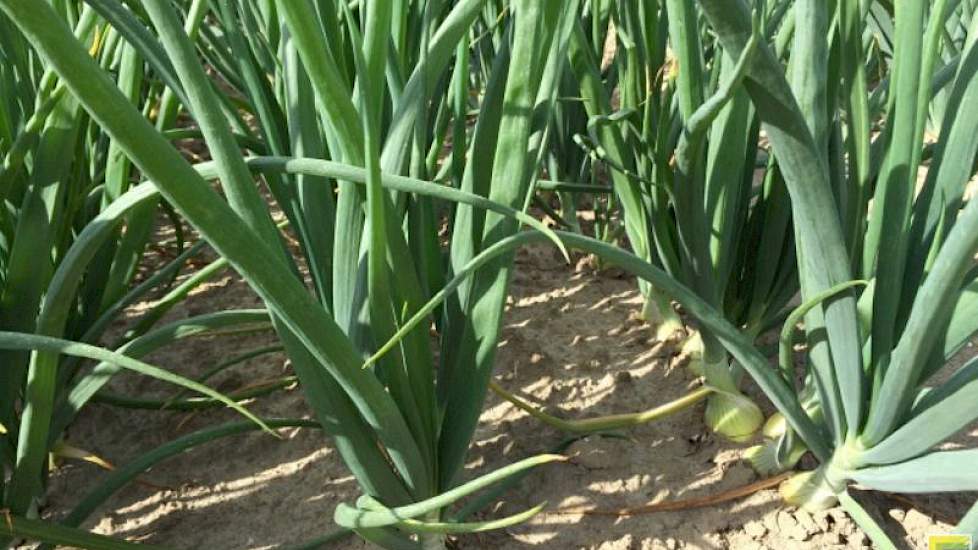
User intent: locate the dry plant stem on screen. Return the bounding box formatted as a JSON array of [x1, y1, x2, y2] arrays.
[[489, 380, 711, 433], [555, 472, 793, 516]]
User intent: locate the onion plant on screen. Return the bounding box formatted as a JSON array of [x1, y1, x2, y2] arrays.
[[685, 0, 978, 546], [0, 4, 264, 547], [505, 1, 798, 442], [0, 1, 584, 548]]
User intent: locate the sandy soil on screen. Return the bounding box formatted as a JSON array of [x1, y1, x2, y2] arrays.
[[34, 238, 975, 550]]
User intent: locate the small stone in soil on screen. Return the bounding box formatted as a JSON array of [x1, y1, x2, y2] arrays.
[[794, 509, 819, 535], [567, 436, 630, 470], [777, 510, 813, 541], [744, 521, 768, 539], [888, 508, 906, 522]]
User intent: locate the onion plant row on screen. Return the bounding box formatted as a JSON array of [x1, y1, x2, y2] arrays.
[[694, 1, 978, 547], [0, 1, 977, 550], [0, 3, 263, 547], [1, 1, 581, 548]]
